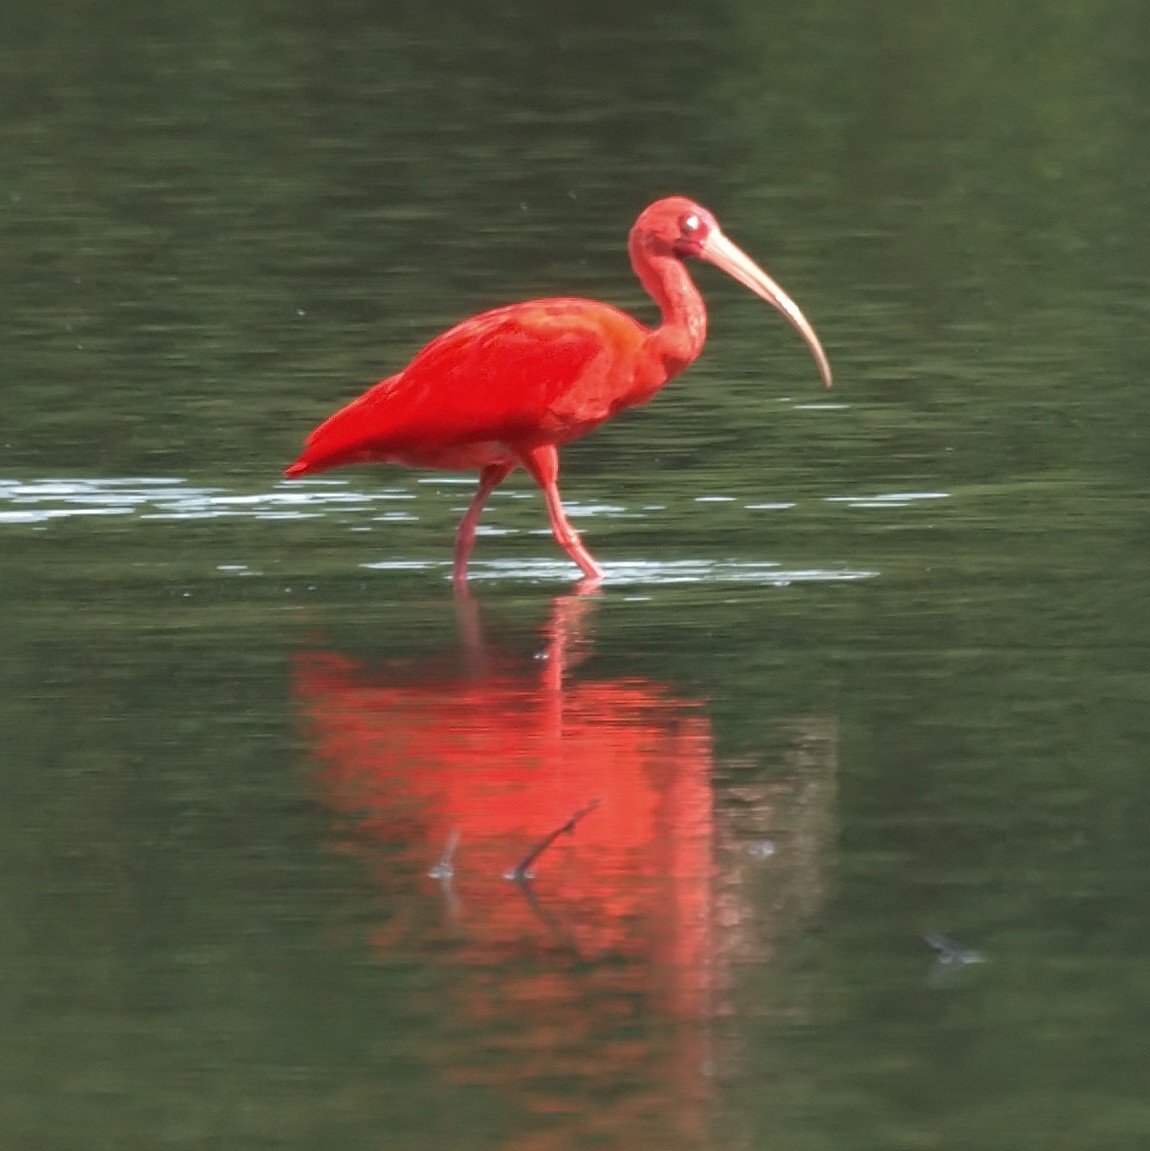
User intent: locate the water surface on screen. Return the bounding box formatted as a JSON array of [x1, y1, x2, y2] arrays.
[[2, 3, 1149, 1148]]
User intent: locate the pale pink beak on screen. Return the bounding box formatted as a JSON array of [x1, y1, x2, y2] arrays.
[[701, 228, 833, 389]]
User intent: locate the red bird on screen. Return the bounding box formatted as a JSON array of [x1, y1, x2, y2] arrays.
[[285, 196, 832, 586]]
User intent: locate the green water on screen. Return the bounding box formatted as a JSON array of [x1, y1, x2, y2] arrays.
[[2, 3, 1149, 1148]]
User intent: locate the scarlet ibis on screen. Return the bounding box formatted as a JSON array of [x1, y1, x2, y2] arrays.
[[284, 196, 832, 585]]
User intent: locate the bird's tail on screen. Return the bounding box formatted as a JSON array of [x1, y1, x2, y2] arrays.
[[283, 374, 403, 479], [283, 457, 316, 479]]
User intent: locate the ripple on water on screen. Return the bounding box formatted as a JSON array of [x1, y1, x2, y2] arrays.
[[824, 491, 950, 510], [1, 477, 822, 527], [0, 477, 924, 586], [0, 476, 420, 524], [361, 557, 878, 587]]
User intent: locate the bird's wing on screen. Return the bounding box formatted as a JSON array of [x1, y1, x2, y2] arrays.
[[291, 299, 647, 474]]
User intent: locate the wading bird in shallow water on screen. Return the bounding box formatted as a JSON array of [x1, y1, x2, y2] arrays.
[[284, 196, 832, 587]]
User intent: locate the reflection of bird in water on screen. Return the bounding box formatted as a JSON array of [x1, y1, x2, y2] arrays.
[[292, 592, 838, 1150], [296, 593, 718, 1147], [298, 592, 716, 991]]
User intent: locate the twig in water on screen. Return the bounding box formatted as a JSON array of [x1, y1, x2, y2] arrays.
[[428, 829, 461, 880], [923, 933, 985, 966], [505, 799, 601, 882]]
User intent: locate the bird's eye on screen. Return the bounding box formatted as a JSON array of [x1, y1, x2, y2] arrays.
[[680, 213, 701, 235]]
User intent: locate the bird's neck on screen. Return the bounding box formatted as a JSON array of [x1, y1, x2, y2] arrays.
[[632, 248, 708, 375]]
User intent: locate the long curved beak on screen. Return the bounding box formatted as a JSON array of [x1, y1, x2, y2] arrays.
[[700, 228, 833, 389]]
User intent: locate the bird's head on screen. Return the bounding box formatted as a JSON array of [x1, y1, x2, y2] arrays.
[[631, 196, 832, 389], [631, 196, 719, 260]]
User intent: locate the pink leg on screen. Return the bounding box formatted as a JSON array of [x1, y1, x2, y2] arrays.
[[453, 461, 515, 587], [517, 444, 604, 582]]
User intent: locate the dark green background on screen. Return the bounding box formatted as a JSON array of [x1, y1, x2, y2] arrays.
[[2, 2, 1148, 1147]]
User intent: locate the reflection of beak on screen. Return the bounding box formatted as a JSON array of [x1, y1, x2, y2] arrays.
[[700, 228, 833, 389]]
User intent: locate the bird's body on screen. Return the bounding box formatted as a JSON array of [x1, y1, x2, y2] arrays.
[[286, 196, 831, 586], [286, 298, 651, 475]]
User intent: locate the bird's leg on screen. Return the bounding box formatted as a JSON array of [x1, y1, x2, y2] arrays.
[[517, 444, 605, 582], [453, 461, 515, 587]]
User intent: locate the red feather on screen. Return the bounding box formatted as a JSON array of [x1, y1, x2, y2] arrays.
[[286, 299, 646, 477]]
